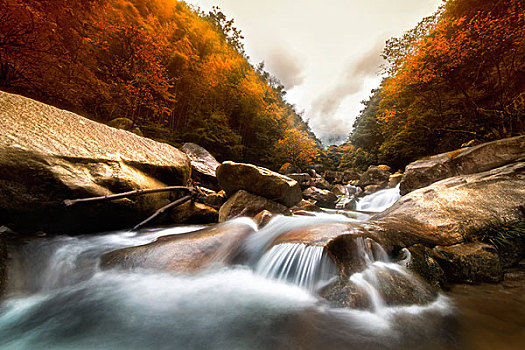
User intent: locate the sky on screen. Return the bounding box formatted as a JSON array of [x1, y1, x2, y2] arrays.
[[186, 0, 443, 145]]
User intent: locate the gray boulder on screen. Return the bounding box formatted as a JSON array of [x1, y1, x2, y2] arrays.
[[181, 143, 220, 190]]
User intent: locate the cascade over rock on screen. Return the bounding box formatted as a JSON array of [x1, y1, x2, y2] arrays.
[[0, 91, 191, 234], [400, 135, 525, 195], [101, 221, 256, 273], [270, 162, 525, 285], [216, 161, 302, 207]]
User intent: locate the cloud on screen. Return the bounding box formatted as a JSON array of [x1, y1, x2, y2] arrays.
[[309, 40, 385, 135], [264, 47, 305, 89]]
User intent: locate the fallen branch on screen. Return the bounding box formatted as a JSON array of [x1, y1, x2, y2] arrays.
[[63, 186, 194, 206], [133, 195, 193, 230]]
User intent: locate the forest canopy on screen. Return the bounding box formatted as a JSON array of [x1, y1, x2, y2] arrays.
[[338, 0, 525, 171], [0, 0, 320, 168]]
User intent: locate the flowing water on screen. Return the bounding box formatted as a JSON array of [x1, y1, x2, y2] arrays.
[[0, 189, 466, 350], [355, 184, 401, 212]]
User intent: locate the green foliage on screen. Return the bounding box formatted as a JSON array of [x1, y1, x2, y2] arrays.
[[478, 220, 525, 251]]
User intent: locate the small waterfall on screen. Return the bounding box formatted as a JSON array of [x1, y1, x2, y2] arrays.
[[255, 243, 336, 291], [346, 237, 434, 314], [335, 184, 359, 209], [355, 184, 401, 212]]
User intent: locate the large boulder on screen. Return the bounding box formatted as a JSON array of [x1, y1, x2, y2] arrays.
[[101, 221, 255, 273], [367, 162, 525, 248], [0, 91, 191, 234], [216, 161, 302, 207], [302, 187, 338, 208], [357, 165, 391, 189], [400, 135, 525, 195], [218, 190, 288, 222], [181, 143, 220, 190]]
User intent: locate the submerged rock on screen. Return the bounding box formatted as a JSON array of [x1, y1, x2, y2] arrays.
[[216, 161, 302, 207], [0, 91, 191, 234], [400, 135, 525, 195], [181, 143, 220, 190], [101, 221, 255, 273], [218, 190, 288, 223]]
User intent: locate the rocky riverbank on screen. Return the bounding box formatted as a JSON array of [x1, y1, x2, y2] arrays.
[[1, 91, 524, 309]]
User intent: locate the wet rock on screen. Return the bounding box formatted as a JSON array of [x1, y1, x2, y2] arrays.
[[319, 266, 437, 309], [431, 243, 503, 283], [318, 277, 371, 309], [400, 135, 525, 195], [170, 201, 218, 224], [371, 267, 438, 306], [216, 161, 302, 207], [357, 166, 391, 189], [218, 190, 288, 222], [406, 245, 446, 290], [101, 221, 255, 273], [0, 91, 191, 234], [302, 187, 338, 208], [181, 143, 220, 190], [253, 210, 273, 228]]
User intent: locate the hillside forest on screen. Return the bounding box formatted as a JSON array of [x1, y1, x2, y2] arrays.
[[0, 0, 523, 172]]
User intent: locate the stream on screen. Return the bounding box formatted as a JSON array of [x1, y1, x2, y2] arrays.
[[0, 187, 519, 349]]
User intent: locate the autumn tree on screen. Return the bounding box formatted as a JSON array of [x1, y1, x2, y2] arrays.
[[344, 0, 525, 170], [274, 129, 320, 168]]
